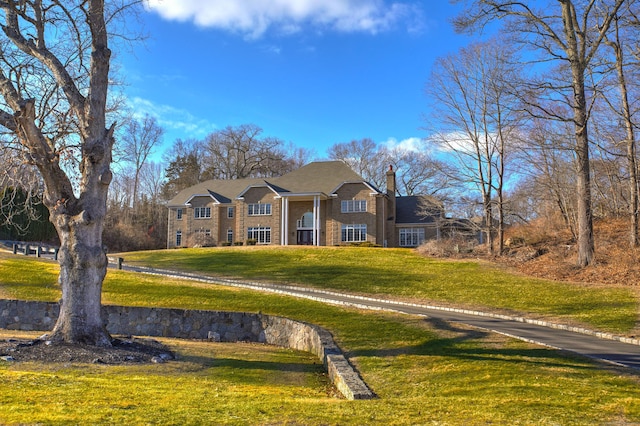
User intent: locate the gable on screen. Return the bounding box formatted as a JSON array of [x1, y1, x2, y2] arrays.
[[333, 182, 377, 199], [239, 186, 279, 203]]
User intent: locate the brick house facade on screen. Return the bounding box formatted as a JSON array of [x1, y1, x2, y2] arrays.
[[166, 161, 442, 248]]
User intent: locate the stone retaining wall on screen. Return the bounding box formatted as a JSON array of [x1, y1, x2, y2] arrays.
[[0, 299, 374, 400]]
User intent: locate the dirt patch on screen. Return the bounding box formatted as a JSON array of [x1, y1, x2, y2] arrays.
[[0, 336, 175, 364]]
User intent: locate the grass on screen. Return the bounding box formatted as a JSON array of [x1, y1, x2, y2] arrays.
[[0, 331, 332, 425], [1, 249, 640, 424], [123, 246, 639, 333]]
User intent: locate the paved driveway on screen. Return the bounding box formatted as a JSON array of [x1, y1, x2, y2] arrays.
[[121, 264, 640, 371]]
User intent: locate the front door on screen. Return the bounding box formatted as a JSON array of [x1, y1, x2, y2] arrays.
[[297, 230, 313, 245]]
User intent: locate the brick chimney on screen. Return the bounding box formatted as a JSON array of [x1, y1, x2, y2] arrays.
[[386, 164, 396, 198], [385, 165, 396, 246]]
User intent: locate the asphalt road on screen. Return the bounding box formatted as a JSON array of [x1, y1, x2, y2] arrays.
[[120, 263, 640, 371]]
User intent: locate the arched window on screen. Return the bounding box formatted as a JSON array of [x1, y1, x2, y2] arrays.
[[299, 212, 314, 228]]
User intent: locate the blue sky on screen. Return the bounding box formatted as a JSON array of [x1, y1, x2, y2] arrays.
[[120, 1, 477, 160]]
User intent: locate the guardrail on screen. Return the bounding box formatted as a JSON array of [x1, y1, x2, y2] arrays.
[[12, 243, 59, 259], [10, 243, 124, 270]]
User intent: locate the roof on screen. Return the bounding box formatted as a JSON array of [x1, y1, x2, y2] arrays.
[[395, 196, 443, 224], [272, 161, 367, 195], [167, 161, 374, 206]]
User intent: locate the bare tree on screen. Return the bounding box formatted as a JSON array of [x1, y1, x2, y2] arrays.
[[139, 161, 166, 203], [328, 138, 390, 189], [203, 124, 295, 179], [601, 5, 640, 246], [120, 114, 164, 209], [328, 138, 453, 198], [516, 119, 579, 238], [385, 146, 453, 197], [0, 143, 42, 232], [0, 1, 130, 346], [425, 39, 522, 254], [454, 0, 626, 266]]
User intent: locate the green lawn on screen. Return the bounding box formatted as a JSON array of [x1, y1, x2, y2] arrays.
[[123, 246, 639, 333], [1, 249, 640, 424]]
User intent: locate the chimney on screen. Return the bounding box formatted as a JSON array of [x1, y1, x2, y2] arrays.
[[385, 164, 397, 247], [386, 164, 396, 197]]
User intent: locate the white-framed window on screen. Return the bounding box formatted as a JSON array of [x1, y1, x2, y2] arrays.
[[247, 226, 271, 244], [176, 208, 183, 220], [399, 228, 425, 247], [176, 230, 182, 246], [194, 228, 211, 237], [341, 199, 367, 213], [227, 207, 234, 218], [248, 203, 272, 216], [194, 207, 211, 219], [227, 229, 233, 243], [341, 224, 367, 242]]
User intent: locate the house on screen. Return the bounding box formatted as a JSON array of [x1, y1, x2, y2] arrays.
[[166, 161, 443, 248]]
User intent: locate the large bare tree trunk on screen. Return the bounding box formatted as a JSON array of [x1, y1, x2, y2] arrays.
[[48, 127, 114, 346], [0, 0, 116, 345], [51, 221, 110, 345], [562, 1, 594, 267], [572, 70, 594, 267]]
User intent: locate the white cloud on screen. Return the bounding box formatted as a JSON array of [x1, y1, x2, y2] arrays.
[[381, 136, 423, 152], [143, 0, 418, 38], [128, 96, 218, 139]]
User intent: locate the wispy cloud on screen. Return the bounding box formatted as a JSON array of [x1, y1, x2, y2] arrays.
[[143, 0, 421, 38], [129, 97, 218, 140], [382, 136, 423, 152]]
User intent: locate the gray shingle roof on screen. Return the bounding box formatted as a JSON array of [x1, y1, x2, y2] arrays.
[[167, 161, 371, 206], [395, 196, 443, 224], [271, 161, 367, 194]]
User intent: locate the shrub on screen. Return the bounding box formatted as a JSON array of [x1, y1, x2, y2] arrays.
[[246, 239, 257, 246], [417, 238, 477, 257], [345, 241, 381, 248]]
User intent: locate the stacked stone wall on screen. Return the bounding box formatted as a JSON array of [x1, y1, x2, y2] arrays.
[[0, 299, 374, 400]]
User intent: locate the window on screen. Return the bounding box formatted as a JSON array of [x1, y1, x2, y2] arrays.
[[176, 230, 182, 246], [248, 203, 272, 216], [194, 207, 211, 219], [194, 228, 211, 237], [341, 199, 367, 213], [399, 228, 425, 247], [227, 229, 233, 243], [227, 207, 234, 218], [247, 226, 271, 244], [297, 212, 314, 229], [341, 224, 367, 242], [176, 208, 183, 220]]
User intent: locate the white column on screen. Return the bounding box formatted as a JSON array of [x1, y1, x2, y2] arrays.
[[313, 196, 321, 246], [281, 197, 289, 245]]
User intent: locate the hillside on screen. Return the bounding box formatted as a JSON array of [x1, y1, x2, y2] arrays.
[[421, 217, 640, 287], [503, 219, 640, 286]]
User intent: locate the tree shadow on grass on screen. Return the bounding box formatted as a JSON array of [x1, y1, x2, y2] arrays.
[[173, 351, 327, 388], [348, 317, 605, 372], [174, 351, 324, 374]]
